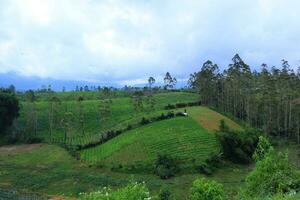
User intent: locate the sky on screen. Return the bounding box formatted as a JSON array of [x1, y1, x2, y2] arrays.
[[0, 0, 300, 88]]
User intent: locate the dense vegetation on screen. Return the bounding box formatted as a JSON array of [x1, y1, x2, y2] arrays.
[[189, 54, 300, 141], [0, 88, 19, 136]]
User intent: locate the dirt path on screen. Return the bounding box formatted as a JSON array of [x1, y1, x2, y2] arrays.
[[0, 144, 43, 155]]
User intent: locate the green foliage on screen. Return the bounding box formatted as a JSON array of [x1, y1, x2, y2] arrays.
[[189, 178, 224, 200], [154, 154, 179, 179], [240, 150, 300, 198], [0, 89, 20, 135], [219, 120, 229, 132], [239, 193, 300, 200], [79, 182, 152, 200], [253, 136, 273, 162], [217, 127, 259, 163], [159, 187, 171, 200], [196, 153, 222, 175]]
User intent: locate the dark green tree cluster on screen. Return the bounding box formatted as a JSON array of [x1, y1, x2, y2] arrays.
[[189, 54, 300, 140], [0, 88, 19, 135]]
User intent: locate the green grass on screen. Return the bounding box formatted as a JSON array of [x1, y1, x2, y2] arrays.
[[17, 92, 200, 145], [80, 115, 219, 168], [80, 106, 242, 168], [0, 143, 253, 199], [0, 144, 126, 198], [186, 106, 242, 132]]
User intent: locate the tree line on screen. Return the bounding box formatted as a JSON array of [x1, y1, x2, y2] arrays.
[[189, 54, 300, 141]]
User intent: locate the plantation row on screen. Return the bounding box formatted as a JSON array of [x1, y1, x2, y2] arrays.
[[80, 116, 220, 169], [16, 92, 200, 144], [52, 110, 187, 149]]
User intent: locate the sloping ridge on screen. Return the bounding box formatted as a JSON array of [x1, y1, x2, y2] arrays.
[[80, 106, 241, 167]]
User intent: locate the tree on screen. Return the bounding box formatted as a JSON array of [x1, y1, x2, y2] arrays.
[[190, 54, 300, 143], [192, 60, 219, 106], [76, 96, 85, 135], [164, 72, 175, 89], [189, 178, 224, 200], [48, 96, 61, 141], [0, 89, 19, 135], [240, 149, 300, 198], [84, 85, 89, 92], [102, 87, 110, 97], [132, 91, 144, 114], [148, 76, 155, 88], [24, 90, 38, 138], [8, 85, 16, 94], [145, 92, 156, 113], [61, 112, 75, 142], [98, 99, 112, 128]]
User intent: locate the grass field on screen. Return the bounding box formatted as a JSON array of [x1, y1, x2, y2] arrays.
[[3, 142, 296, 199], [0, 143, 254, 199], [80, 106, 242, 168], [17, 92, 200, 145], [186, 106, 242, 132]]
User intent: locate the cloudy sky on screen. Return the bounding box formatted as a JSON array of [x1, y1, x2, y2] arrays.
[[0, 0, 300, 86]]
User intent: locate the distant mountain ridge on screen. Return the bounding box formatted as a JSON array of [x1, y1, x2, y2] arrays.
[[0, 72, 187, 91]]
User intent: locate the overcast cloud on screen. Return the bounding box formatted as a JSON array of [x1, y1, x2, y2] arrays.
[[0, 0, 300, 85]]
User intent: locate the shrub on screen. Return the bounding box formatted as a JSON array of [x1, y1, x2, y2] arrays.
[[140, 117, 150, 125], [165, 104, 176, 109], [175, 102, 187, 108], [154, 154, 179, 179], [79, 182, 152, 200], [159, 187, 171, 200], [217, 121, 259, 163], [240, 149, 300, 198], [253, 136, 273, 162], [196, 162, 213, 175], [189, 178, 224, 200], [166, 111, 175, 118], [219, 119, 229, 132], [126, 124, 133, 130], [196, 153, 222, 175]]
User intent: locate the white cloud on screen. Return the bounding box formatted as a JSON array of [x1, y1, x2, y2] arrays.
[[0, 0, 300, 85]]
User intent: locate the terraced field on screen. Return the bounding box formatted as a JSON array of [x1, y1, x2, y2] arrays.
[[80, 106, 242, 167], [80, 116, 219, 167]]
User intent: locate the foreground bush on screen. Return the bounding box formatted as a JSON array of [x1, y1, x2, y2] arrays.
[[240, 149, 300, 198], [79, 182, 153, 200], [240, 193, 300, 200], [189, 178, 224, 200]]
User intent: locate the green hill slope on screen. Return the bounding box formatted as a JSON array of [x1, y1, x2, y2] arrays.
[[17, 92, 199, 145], [80, 106, 241, 168]]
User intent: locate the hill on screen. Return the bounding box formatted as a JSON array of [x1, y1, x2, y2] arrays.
[[16, 91, 200, 146], [80, 106, 241, 169]]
